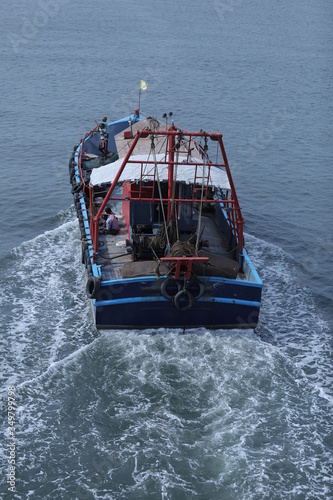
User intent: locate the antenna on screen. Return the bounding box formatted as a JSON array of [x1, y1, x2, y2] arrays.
[[163, 112, 173, 128]]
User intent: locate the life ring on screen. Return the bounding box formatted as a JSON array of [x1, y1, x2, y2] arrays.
[[174, 289, 194, 312], [86, 276, 101, 299], [161, 278, 181, 300]]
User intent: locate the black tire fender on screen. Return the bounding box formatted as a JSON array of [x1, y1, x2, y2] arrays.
[[76, 202, 82, 217], [174, 289, 194, 312], [186, 279, 205, 300], [69, 166, 75, 181], [84, 249, 90, 268], [73, 192, 81, 204], [81, 242, 88, 264], [161, 278, 181, 300], [72, 182, 83, 194], [86, 276, 101, 299]]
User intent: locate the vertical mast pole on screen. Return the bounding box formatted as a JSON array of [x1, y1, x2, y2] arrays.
[[217, 135, 244, 252], [167, 123, 176, 220]]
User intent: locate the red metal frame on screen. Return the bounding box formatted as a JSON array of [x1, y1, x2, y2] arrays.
[[217, 135, 244, 252], [167, 123, 176, 219], [160, 256, 209, 281], [99, 196, 235, 204], [89, 126, 244, 260]]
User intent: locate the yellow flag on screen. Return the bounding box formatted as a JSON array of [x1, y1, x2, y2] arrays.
[[140, 80, 148, 91]]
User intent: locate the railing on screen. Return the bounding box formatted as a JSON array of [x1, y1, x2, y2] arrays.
[[77, 126, 98, 195], [89, 127, 244, 260]]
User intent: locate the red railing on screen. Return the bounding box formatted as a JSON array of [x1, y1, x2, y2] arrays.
[[89, 127, 244, 260]]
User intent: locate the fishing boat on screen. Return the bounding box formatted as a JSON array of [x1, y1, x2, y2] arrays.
[[69, 109, 262, 330]]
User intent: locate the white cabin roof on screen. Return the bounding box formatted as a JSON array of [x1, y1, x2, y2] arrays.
[[90, 153, 230, 189]]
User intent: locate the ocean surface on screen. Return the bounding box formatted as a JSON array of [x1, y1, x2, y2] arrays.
[[1, 0, 332, 498]]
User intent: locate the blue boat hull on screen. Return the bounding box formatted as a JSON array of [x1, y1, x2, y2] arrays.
[[94, 297, 260, 329], [92, 276, 261, 330]]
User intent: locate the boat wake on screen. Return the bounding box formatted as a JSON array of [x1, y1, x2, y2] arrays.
[[1, 217, 332, 499], [0, 209, 96, 391], [245, 233, 332, 403], [0, 216, 331, 396]]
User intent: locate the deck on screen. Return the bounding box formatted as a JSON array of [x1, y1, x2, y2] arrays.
[[95, 211, 238, 282]]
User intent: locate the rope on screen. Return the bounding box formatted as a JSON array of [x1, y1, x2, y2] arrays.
[[96, 251, 130, 261], [170, 147, 179, 220], [169, 241, 196, 257], [195, 160, 206, 253], [152, 136, 170, 249], [173, 147, 181, 241]]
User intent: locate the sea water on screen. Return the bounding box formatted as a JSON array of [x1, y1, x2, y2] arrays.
[[0, 0, 332, 498]]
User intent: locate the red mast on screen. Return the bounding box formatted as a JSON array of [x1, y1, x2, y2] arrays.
[[167, 122, 176, 220]]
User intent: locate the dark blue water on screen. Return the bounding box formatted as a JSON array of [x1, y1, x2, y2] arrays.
[[1, 1, 332, 498]]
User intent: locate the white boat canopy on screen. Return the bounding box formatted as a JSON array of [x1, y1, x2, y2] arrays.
[[90, 153, 231, 189]]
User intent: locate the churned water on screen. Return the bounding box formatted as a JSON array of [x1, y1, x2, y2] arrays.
[[0, 0, 332, 499]]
